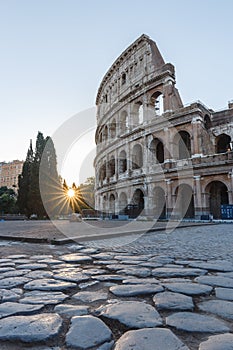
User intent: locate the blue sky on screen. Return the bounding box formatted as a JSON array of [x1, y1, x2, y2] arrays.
[[1, 0, 233, 170]]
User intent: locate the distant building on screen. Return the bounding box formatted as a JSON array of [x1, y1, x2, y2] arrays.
[[94, 34, 233, 220], [0, 160, 24, 191]]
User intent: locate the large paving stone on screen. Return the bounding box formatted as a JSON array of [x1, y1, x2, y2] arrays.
[[153, 291, 194, 311], [73, 291, 108, 303], [98, 300, 162, 328], [117, 267, 151, 277], [109, 284, 163, 296], [215, 287, 233, 301], [26, 270, 54, 279], [195, 276, 233, 288], [122, 277, 160, 284], [66, 315, 112, 349], [54, 304, 89, 317], [114, 328, 189, 350], [152, 267, 207, 278], [61, 254, 92, 263], [0, 313, 62, 342], [189, 260, 233, 272], [199, 333, 233, 350], [164, 282, 213, 295], [20, 291, 68, 305], [94, 274, 124, 281], [198, 300, 233, 320], [1, 269, 30, 278], [54, 271, 89, 283], [0, 277, 30, 289], [24, 278, 77, 291], [17, 263, 48, 270], [0, 302, 44, 319], [0, 289, 22, 302], [166, 312, 230, 333]]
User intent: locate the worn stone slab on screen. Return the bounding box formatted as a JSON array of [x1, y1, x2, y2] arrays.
[[166, 312, 230, 333], [54, 304, 89, 317], [92, 253, 114, 260], [24, 278, 76, 291], [152, 267, 207, 278], [122, 277, 160, 284], [199, 333, 233, 350], [0, 313, 62, 342], [198, 300, 233, 320], [114, 328, 189, 350], [189, 260, 233, 272], [0, 277, 30, 289], [215, 287, 233, 301], [117, 267, 151, 277], [94, 274, 124, 281], [195, 276, 233, 288], [20, 291, 68, 305], [82, 268, 107, 275], [0, 302, 44, 319], [79, 280, 99, 289], [66, 315, 112, 349], [153, 291, 194, 311], [0, 289, 22, 302], [164, 282, 213, 295], [26, 270, 54, 279], [0, 267, 15, 273], [109, 284, 163, 297], [97, 340, 115, 350], [17, 263, 48, 270], [98, 300, 162, 328], [54, 272, 89, 283], [61, 254, 92, 263], [2, 269, 31, 278], [73, 291, 108, 303]]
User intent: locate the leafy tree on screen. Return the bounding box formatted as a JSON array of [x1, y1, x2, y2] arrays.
[[0, 187, 17, 214]]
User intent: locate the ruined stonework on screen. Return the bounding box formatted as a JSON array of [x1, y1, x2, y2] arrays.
[[94, 34, 233, 220]]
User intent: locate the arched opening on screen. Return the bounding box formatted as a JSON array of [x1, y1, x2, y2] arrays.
[[99, 132, 102, 144], [204, 115, 211, 130], [207, 181, 229, 219], [109, 119, 116, 139], [132, 144, 143, 169], [150, 138, 164, 163], [99, 163, 106, 182], [108, 156, 115, 177], [127, 189, 144, 218], [121, 73, 126, 85], [175, 184, 195, 219], [109, 194, 115, 215], [119, 111, 128, 134], [150, 91, 164, 115], [216, 134, 231, 153], [153, 187, 166, 219], [103, 125, 108, 142], [119, 150, 127, 174], [119, 192, 128, 214], [176, 131, 191, 159]]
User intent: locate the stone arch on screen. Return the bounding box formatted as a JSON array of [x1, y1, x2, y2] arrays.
[[128, 188, 144, 218], [121, 72, 126, 85], [150, 91, 164, 115], [119, 192, 128, 214], [149, 138, 164, 163], [109, 118, 116, 139], [206, 181, 229, 219], [133, 101, 143, 125], [103, 125, 108, 142], [108, 155, 115, 177], [153, 187, 166, 219], [175, 184, 194, 219], [204, 115, 211, 130], [132, 143, 143, 169], [216, 133, 231, 153], [109, 193, 115, 214], [174, 130, 191, 159], [119, 150, 127, 174], [99, 163, 106, 182], [119, 110, 128, 134]]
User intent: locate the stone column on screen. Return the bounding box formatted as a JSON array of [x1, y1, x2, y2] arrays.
[[194, 175, 202, 219], [165, 179, 173, 218], [191, 116, 203, 158]]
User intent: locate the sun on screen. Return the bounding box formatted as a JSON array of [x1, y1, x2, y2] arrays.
[[67, 188, 75, 198]]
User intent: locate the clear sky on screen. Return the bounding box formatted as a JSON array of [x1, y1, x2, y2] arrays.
[[0, 0, 233, 183]]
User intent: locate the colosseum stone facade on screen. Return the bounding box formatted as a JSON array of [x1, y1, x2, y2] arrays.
[[94, 34, 233, 220]]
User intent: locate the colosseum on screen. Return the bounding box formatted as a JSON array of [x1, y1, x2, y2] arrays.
[[94, 34, 233, 220]]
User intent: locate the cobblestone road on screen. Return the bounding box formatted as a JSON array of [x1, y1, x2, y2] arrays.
[[0, 223, 232, 350]]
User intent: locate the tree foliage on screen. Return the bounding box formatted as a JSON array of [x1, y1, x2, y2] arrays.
[[0, 187, 17, 214], [17, 132, 59, 218]]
